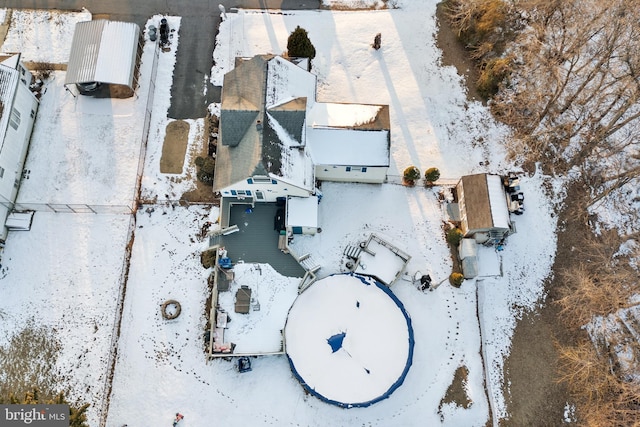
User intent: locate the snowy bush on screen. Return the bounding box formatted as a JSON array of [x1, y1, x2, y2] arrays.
[[424, 167, 441, 185], [449, 272, 464, 287], [403, 166, 421, 185]]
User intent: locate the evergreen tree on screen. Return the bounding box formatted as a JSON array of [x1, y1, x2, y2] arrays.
[[424, 167, 440, 185], [287, 26, 316, 60]]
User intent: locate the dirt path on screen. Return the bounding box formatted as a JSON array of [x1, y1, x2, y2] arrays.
[[501, 186, 588, 426], [435, 3, 482, 103]]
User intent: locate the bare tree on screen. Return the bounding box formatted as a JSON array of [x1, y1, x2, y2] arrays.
[[555, 223, 640, 328], [492, 0, 640, 187]]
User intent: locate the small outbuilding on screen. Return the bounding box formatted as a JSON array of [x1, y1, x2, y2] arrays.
[[456, 173, 511, 244], [65, 20, 142, 98], [458, 238, 478, 279]]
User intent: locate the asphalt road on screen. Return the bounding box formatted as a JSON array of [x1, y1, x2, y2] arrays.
[[0, 0, 320, 118]]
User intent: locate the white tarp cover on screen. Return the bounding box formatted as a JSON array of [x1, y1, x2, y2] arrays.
[[65, 20, 140, 87], [458, 238, 477, 260]]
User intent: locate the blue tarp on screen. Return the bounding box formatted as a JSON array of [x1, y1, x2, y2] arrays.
[[327, 332, 346, 353]]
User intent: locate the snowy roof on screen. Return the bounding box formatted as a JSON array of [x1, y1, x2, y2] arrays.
[[486, 174, 510, 229], [284, 273, 414, 408], [459, 173, 510, 231], [65, 20, 140, 87], [0, 55, 19, 150], [286, 195, 318, 228], [307, 127, 390, 166], [215, 55, 315, 191], [458, 238, 477, 259], [216, 54, 392, 191], [0, 8, 563, 426], [0, 54, 20, 69], [265, 55, 316, 109], [308, 102, 388, 129]]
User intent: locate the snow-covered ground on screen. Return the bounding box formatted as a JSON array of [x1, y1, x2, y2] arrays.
[[0, 2, 558, 426]]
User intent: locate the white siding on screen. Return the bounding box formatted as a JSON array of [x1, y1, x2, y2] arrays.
[[315, 165, 387, 184], [0, 77, 39, 240], [220, 175, 312, 203]]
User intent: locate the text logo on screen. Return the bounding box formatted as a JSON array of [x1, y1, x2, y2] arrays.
[[0, 405, 69, 427]]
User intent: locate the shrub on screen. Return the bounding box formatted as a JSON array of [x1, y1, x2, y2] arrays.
[[477, 56, 512, 98], [195, 156, 215, 185], [200, 156, 215, 175], [446, 228, 464, 246], [403, 166, 421, 183], [449, 272, 464, 287], [448, 0, 509, 49], [287, 26, 316, 60], [201, 249, 216, 268], [424, 167, 441, 184]]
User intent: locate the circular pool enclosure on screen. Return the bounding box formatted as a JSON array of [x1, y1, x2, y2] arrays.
[[284, 273, 414, 408]]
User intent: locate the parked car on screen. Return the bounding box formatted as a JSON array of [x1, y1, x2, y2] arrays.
[[76, 81, 100, 93]]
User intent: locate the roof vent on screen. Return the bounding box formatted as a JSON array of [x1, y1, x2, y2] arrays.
[[256, 120, 263, 131]]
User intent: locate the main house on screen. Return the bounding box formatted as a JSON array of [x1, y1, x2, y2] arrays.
[[0, 54, 39, 241], [213, 54, 390, 231]]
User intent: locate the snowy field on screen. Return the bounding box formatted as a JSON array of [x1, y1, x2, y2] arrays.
[[0, 2, 559, 426]]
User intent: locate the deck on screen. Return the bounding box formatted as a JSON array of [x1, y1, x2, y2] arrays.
[[214, 203, 305, 278]]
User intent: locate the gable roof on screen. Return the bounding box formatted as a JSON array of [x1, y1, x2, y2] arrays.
[[215, 54, 391, 191], [306, 103, 390, 166], [459, 174, 510, 231], [215, 55, 314, 192], [65, 20, 140, 88], [265, 56, 316, 108]]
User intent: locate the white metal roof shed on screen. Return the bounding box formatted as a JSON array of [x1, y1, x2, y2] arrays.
[[64, 20, 140, 88]]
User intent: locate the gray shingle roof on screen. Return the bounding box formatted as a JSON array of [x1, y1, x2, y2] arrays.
[[215, 55, 314, 192]]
